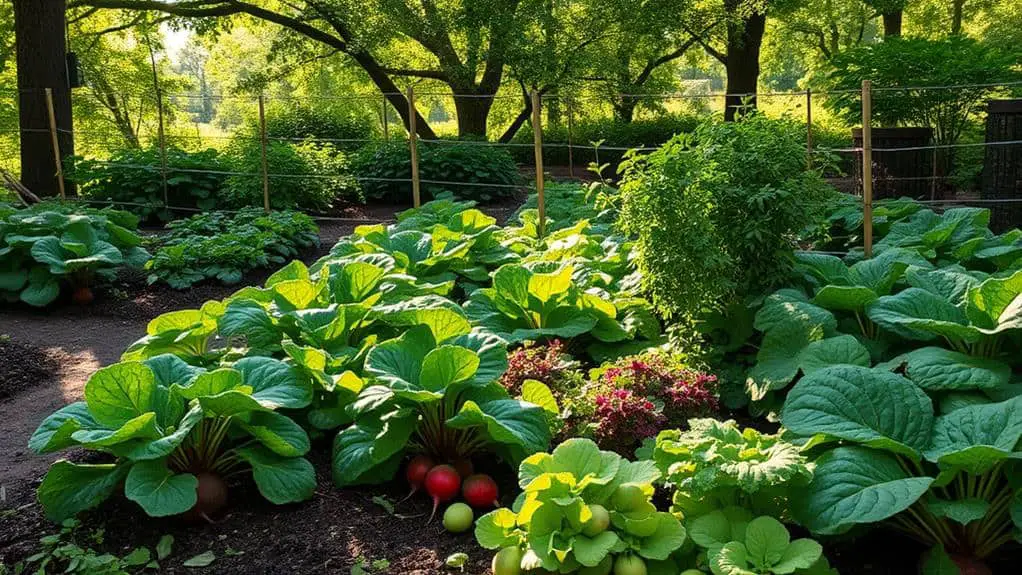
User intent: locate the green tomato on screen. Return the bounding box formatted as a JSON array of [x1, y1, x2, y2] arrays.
[[680, 570, 705, 575], [579, 555, 614, 575], [443, 503, 474, 533], [611, 485, 646, 512], [582, 504, 611, 537], [492, 547, 523, 575], [613, 555, 647, 575]]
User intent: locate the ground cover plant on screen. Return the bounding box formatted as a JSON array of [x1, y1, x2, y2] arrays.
[[144, 208, 319, 288], [0, 202, 150, 306]]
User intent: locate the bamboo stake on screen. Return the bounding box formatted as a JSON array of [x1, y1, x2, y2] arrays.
[[382, 94, 390, 141], [567, 97, 576, 178], [862, 80, 874, 259], [407, 86, 421, 208], [44, 89, 66, 199], [258, 95, 270, 213], [532, 91, 546, 239], [155, 92, 169, 209], [806, 88, 814, 170]]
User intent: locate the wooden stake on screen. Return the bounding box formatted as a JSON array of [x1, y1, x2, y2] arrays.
[[155, 92, 169, 208], [382, 94, 390, 141], [566, 97, 576, 178], [531, 91, 546, 239], [861, 80, 874, 259], [259, 95, 270, 213], [407, 86, 421, 208], [806, 88, 814, 170], [44, 89, 66, 199]]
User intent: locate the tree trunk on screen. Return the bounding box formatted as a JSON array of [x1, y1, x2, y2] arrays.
[[614, 99, 637, 123], [723, 8, 766, 122], [951, 0, 964, 35], [882, 10, 903, 37], [453, 93, 494, 138], [14, 0, 74, 196]]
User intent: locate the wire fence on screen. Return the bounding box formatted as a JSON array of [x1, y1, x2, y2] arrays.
[[2, 81, 1022, 240]]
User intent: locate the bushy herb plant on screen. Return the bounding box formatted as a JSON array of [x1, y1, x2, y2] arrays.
[[145, 208, 319, 289]]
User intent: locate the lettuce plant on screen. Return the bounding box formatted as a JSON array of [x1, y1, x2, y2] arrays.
[[689, 513, 831, 575], [650, 419, 813, 521], [29, 357, 315, 521], [0, 204, 149, 306], [475, 438, 686, 574], [332, 325, 551, 486], [782, 365, 1022, 565]]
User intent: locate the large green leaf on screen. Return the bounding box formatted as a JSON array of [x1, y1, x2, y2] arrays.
[[332, 410, 417, 486], [446, 399, 552, 458], [124, 460, 198, 517], [84, 362, 157, 428], [782, 365, 934, 458], [867, 288, 975, 342], [233, 356, 313, 409], [793, 447, 934, 535], [29, 402, 97, 453], [923, 396, 1022, 474], [877, 347, 1010, 392], [218, 300, 281, 354], [239, 410, 311, 457], [965, 269, 1022, 331], [37, 461, 129, 521], [235, 445, 316, 504]]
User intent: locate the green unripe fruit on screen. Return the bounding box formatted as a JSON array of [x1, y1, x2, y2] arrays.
[[582, 504, 611, 537], [680, 570, 706, 575], [611, 484, 646, 512], [613, 555, 647, 575], [442, 503, 474, 533], [491, 546, 523, 575], [579, 555, 614, 575]]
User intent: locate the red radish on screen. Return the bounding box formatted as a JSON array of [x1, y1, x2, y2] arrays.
[[950, 555, 992, 575], [71, 286, 94, 305], [182, 472, 228, 523], [462, 474, 499, 509], [401, 454, 434, 502], [424, 464, 461, 523], [453, 458, 474, 479]]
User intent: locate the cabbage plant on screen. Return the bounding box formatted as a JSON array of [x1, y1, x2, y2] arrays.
[[332, 324, 551, 486], [475, 438, 686, 574], [782, 365, 1022, 566], [29, 357, 315, 521]]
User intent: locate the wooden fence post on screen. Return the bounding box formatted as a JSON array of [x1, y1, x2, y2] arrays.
[[407, 86, 421, 208], [155, 90, 169, 208], [567, 97, 576, 179], [862, 80, 874, 259], [806, 88, 814, 170], [259, 94, 270, 213], [532, 91, 546, 239], [44, 88, 66, 199], [382, 94, 390, 141]]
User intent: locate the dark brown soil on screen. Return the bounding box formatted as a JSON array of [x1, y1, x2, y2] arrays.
[[0, 339, 61, 401]]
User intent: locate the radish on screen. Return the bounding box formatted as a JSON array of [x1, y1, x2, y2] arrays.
[[491, 546, 523, 575], [614, 554, 647, 575], [71, 286, 94, 305], [182, 472, 227, 523], [453, 458, 474, 479], [462, 474, 499, 508], [401, 454, 434, 502], [424, 464, 461, 522], [443, 502, 474, 533]]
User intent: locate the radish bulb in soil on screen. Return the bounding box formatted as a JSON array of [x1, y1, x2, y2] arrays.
[[424, 464, 461, 522], [443, 502, 474, 533], [462, 474, 499, 508], [453, 458, 474, 479], [402, 454, 434, 502], [71, 286, 94, 305], [182, 472, 228, 522]]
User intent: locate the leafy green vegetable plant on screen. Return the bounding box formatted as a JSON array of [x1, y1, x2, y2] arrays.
[[690, 514, 830, 575], [475, 438, 686, 574], [29, 358, 316, 521], [0, 202, 150, 306], [782, 365, 1022, 566], [15, 519, 173, 575]]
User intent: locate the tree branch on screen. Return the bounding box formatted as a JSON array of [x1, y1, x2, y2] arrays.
[[379, 67, 449, 81], [682, 22, 726, 64]]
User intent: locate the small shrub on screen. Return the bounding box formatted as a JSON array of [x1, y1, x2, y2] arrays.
[[146, 208, 319, 288], [223, 139, 359, 211], [619, 114, 837, 323], [577, 352, 719, 455], [260, 104, 377, 152], [67, 146, 227, 222], [353, 140, 521, 203]]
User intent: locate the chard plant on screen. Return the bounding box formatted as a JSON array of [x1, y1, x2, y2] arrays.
[[29, 357, 315, 521], [782, 365, 1022, 568], [332, 324, 551, 486], [475, 438, 687, 574]]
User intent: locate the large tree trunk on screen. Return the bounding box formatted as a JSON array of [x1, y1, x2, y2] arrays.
[[453, 93, 494, 138], [723, 7, 766, 122], [882, 10, 903, 37], [614, 99, 637, 123], [14, 0, 74, 196], [951, 0, 964, 35]]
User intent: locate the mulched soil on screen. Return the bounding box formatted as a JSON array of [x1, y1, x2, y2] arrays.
[[0, 338, 61, 401]]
